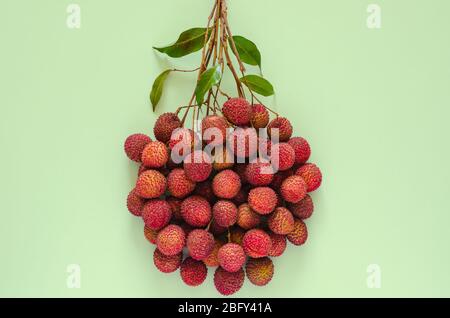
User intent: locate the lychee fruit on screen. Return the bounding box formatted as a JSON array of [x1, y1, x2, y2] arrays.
[[153, 248, 182, 273], [271, 142, 295, 171], [127, 189, 146, 216], [237, 204, 261, 230], [228, 127, 258, 159], [267, 207, 295, 235], [222, 98, 252, 126], [245, 159, 274, 186], [251, 104, 269, 129], [286, 219, 308, 246], [230, 227, 246, 246], [180, 257, 208, 287], [169, 128, 198, 159], [288, 137, 311, 165], [167, 168, 196, 199], [212, 146, 234, 171], [144, 225, 158, 244], [212, 170, 241, 199], [142, 199, 172, 231], [242, 229, 272, 258], [201, 115, 228, 146], [248, 187, 277, 215], [218, 243, 246, 272], [214, 267, 245, 296], [268, 233, 287, 257], [296, 163, 322, 192], [135, 170, 166, 199], [270, 169, 294, 189], [124, 133, 152, 162], [246, 257, 274, 286], [213, 200, 238, 227], [156, 224, 186, 256], [203, 239, 225, 267], [181, 195, 212, 227], [167, 196, 183, 220], [280, 175, 307, 203], [183, 150, 212, 182], [153, 112, 181, 143], [141, 141, 169, 168], [187, 229, 215, 261], [267, 117, 293, 142], [287, 194, 314, 220]]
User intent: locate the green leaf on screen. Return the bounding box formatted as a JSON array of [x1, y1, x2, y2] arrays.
[[153, 28, 212, 58], [195, 66, 222, 105], [240, 75, 274, 96], [150, 70, 171, 111], [231, 36, 261, 68]]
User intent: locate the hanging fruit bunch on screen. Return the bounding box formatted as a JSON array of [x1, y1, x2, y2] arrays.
[[124, 0, 322, 296]]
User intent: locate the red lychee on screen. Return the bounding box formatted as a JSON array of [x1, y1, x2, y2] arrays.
[[142, 199, 172, 231], [237, 204, 261, 230], [156, 224, 186, 256], [167, 168, 196, 199], [169, 128, 198, 159], [270, 169, 294, 189], [267, 117, 293, 142], [144, 225, 158, 244], [212, 170, 241, 199], [212, 146, 234, 171], [181, 195, 212, 227], [268, 233, 287, 257], [135, 170, 166, 199], [153, 248, 182, 273], [248, 187, 277, 215], [251, 104, 269, 129], [286, 219, 308, 246], [214, 267, 245, 296], [203, 239, 225, 267], [124, 133, 152, 162], [288, 137, 311, 165], [218, 243, 246, 273], [187, 229, 215, 261], [228, 127, 258, 159], [167, 196, 183, 220], [213, 200, 238, 227], [153, 112, 181, 143], [180, 257, 208, 287], [296, 163, 322, 192], [141, 141, 169, 168], [245, 159, 274, 186], [271, 142, 295, 171], [242, 229, 272, 258], [183, 150, 212, 182], [280, 175, 307, 203], [127, 189, 146, 216], [287, 194, 314, 220], [201, 115, 228, 146], [222, 98, 252, 126], [246, 257, 274, 286], [267, 207, 295, 235]]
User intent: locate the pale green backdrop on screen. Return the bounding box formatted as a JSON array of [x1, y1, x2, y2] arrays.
[[1, 0, 450, 297]]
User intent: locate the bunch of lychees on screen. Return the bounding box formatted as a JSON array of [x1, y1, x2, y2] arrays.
[[124, 98, 322, 295]]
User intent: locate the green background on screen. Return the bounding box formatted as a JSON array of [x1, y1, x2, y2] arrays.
[[1, 0, 450, 297]]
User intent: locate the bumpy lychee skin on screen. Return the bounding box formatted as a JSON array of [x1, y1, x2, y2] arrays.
[[203, 239, 225, 267], [251, 104, 269, 129], [214, 267, 245, 296], [144, 226, 158, 244], [194, 180, 216, 203], [183, 150, 212, 182], [268, 207, 295, 235], [248, 187, 277, 215], [187, 229, 215, 261], [242, 229, 272, 258], [270, 169, 294, 189], [296, 163, 322, 192], [212, 147, 234, 171], [271, 142, 295, 172], [288, 137, 311, 165], [181, 195, 212, 227], [180, 257, 208, 287], [124, 133, 152, 162], [213, 200, 238, 227], [135, 170, 166, 199], [267, 117, 293, 142], [222, 98, 252, 126], [153, 112, 182, 143], [286, 219, 308, 246], [280, 175, 307, 203], [230, 227, 246, 246], [246, 257, 274, 286], [237, 204, 261, 230], [228, 127, 258, 159], [167, 196, 183, 220], [157, 224, 186, 256], [212, 170, 241, 199], [142, 199, 172, 231], [141, 141, 169, 168], [287, 194, 314, 220], [245, 159, 274, 186], [127, 189, 146, 216], [218, 243, 246, 273], [201, 115, 228, 146], [169, 128, 198, 159], [268, 233, 287, 257], [153, 248, 182, 273], [167, 168, 196, 199]]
